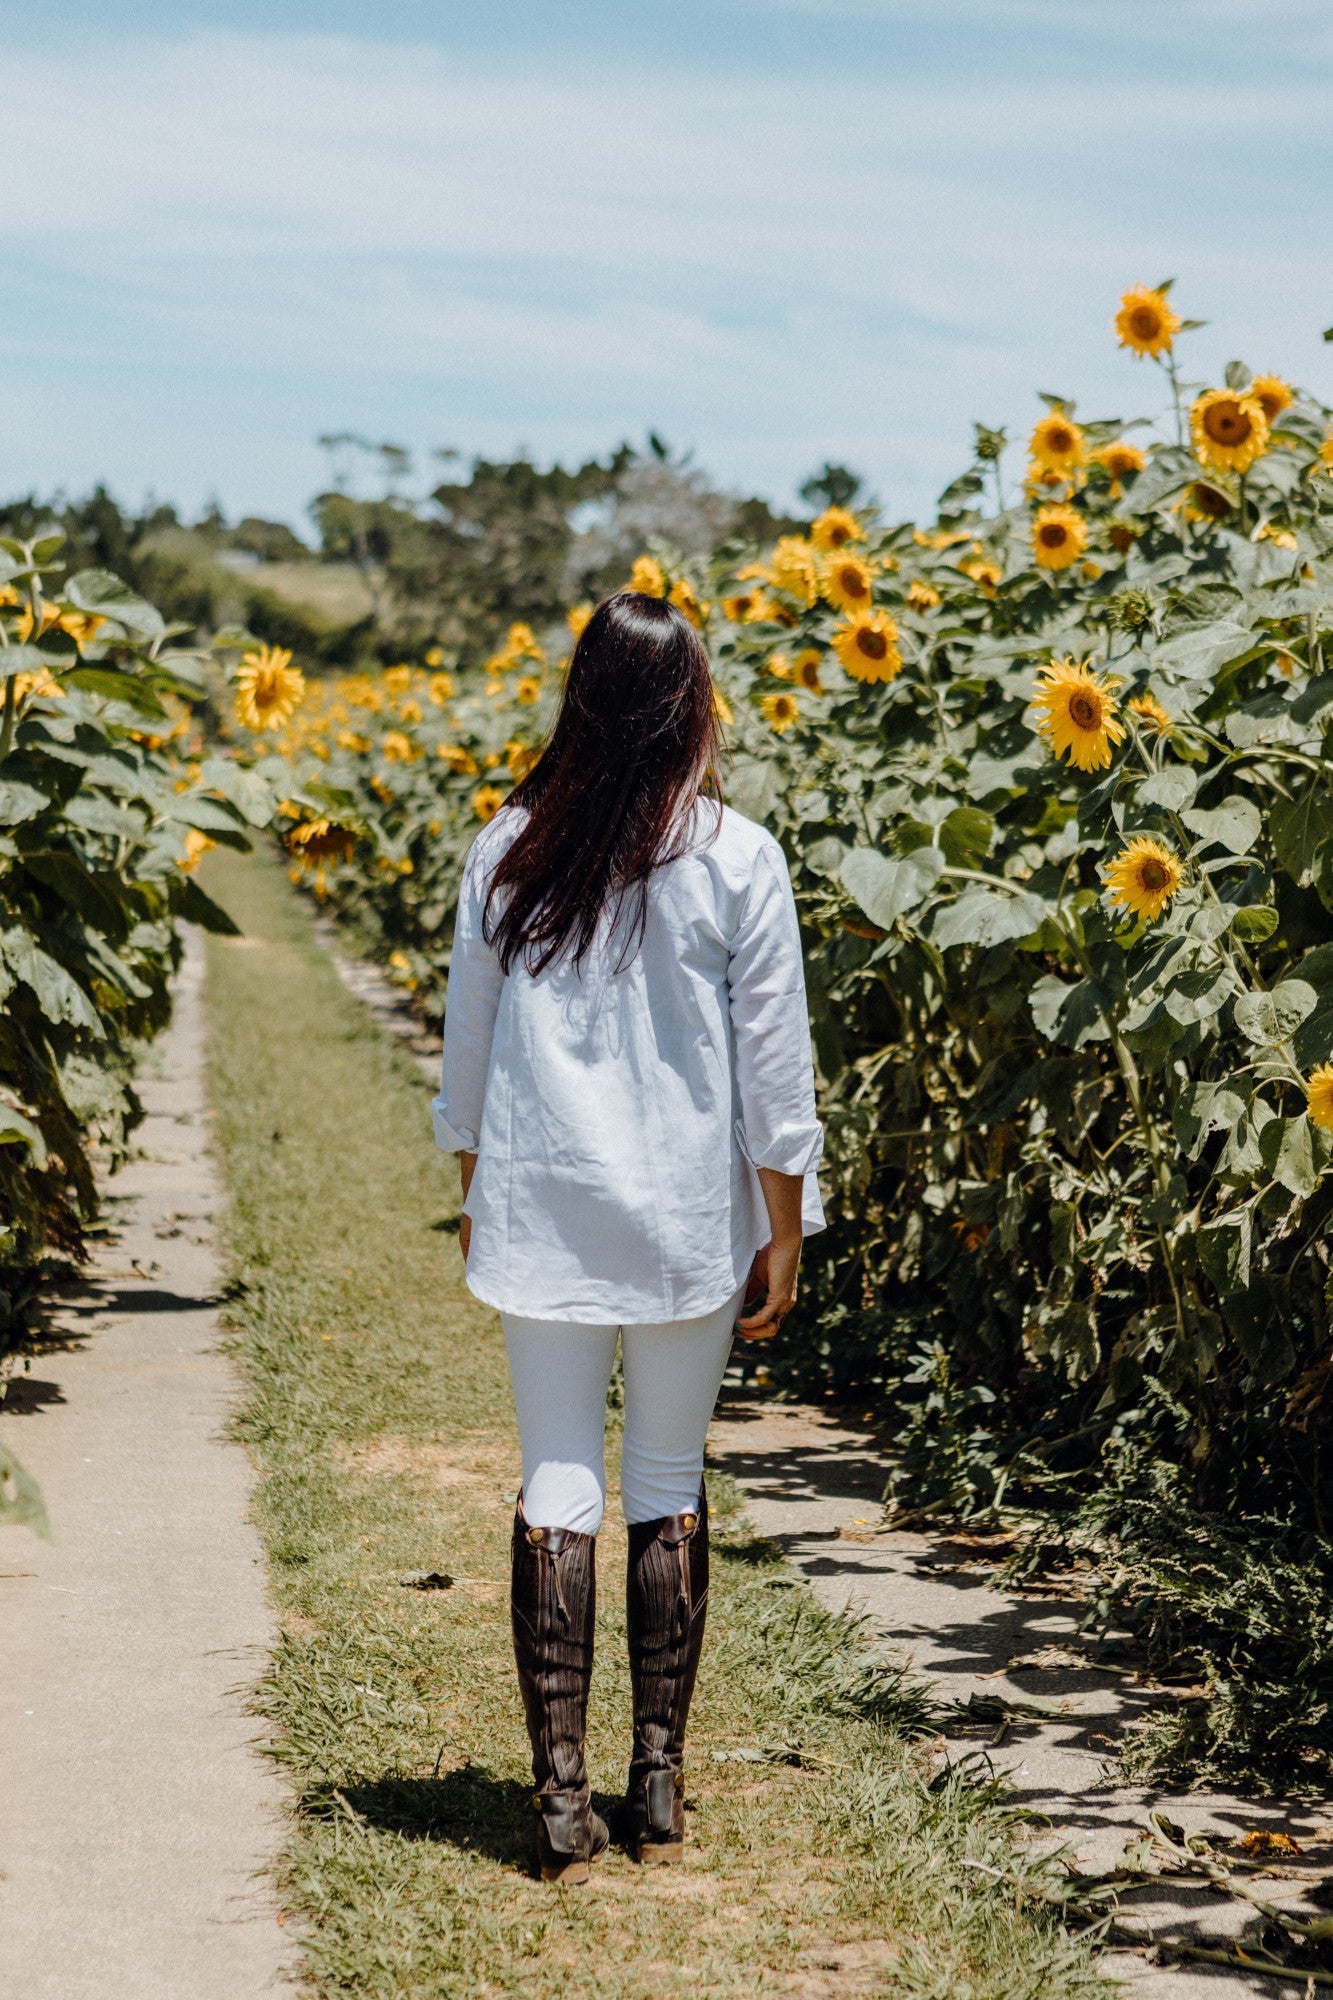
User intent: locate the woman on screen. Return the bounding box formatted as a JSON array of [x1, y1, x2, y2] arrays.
[[433, 590, 823, 1883]]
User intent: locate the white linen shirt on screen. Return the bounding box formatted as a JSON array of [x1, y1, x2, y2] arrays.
[[432, 799, 825, 1324]]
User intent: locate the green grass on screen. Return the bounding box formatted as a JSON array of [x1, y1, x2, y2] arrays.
[[203, 845, 1103, 1999]]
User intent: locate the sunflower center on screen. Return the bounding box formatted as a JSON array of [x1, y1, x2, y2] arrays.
[[1047, 425, 1073, 453], [857, 629, 888, 660], [828, 525, 850, 546], [1068, 691, 1102, 730], [1130, 306, 1161, 339], [840, 568, 868, 597], [1204, 400, 1251, 445], [1039, 523, 1069, 548], [1139, 860, 1170, 893]]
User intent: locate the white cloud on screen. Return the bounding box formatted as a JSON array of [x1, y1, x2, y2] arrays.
[[0, 28, 1329, 523]]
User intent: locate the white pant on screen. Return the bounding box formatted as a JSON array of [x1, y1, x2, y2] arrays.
[[501, 1286, 745, 1533]]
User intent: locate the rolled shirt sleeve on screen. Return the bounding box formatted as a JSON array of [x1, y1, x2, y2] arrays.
[[726, 838, 825, 1212], [433, 838, 506, 1153]]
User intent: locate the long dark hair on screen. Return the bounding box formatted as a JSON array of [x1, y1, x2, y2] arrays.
[[482, 590, 723, 974]]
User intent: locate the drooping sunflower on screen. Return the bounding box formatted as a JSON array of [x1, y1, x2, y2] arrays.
[[722, 587, 775, 624], [907, 580, 941, 611], [1031, 504, 1088, 571], [1306, 1064, 1333, 1134], [629, 555, 667, 597], [760, 690, 800, 734], [669, 576, 708, 627], [1114, 284, 1181, 358], [960, 556, 1002, 594], [286, 817, 355, 867], [1032, 657, 1125, 771], [711, 685, 733, 726], [1028, 412, 1086, 479], [567, 602, 593, 640], [437, 742, 479, 774], [234, 645, 305, 732], [1105, 836, 1184, 921], [1093, 440, 1147, 494], [1250, 374, 1294, 425], [472, 784, 507, 823], [506, 740, 541, 780], [1185, 479, 1233, 521], [1127, 692, 1173, 735], [515, 675, 542, 705], [810, 506, 862, 552], [1190, 388, 1270, 474], [821, 550, 876, 613], [832, 608, 903, 684], [792, 647, 825, 694]]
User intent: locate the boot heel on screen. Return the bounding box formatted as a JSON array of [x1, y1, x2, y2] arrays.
[[542, 1856, 592, 1885], [636, 1836, 684, 1866]]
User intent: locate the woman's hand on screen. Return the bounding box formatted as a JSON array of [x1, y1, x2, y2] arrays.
[[458, 1150, 477, 1262], [735, 1231, 801, 1341]]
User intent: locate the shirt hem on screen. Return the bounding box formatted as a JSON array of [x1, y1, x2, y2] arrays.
[[466, 1265, 754, 1327]]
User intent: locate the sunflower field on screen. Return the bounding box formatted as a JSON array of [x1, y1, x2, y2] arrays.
[[0, 530, 275, 1530], [262, 292, 1333, 1786]]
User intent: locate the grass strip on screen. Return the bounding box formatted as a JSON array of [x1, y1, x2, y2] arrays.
[[203, 845, 1101, 1999]]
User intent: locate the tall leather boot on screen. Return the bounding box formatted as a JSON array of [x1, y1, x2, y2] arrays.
[[510, 1500, 609, 1884], [625, 1484, 708, 1864]]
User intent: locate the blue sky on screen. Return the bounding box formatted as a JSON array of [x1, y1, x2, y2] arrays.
[[5, 1, 1332, 533]]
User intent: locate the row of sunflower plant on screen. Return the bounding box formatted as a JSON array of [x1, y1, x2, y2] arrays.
[[262, 289, 1333, 1784], [0, 534, 276, 1532]]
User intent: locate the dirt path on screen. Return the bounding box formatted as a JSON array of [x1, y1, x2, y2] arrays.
[[0, 932, 292, 1999]]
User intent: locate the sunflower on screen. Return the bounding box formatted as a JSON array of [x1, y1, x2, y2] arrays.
[[176, 828, 215, 874], [760, 690, 800, 734], [382, 730, 420, 764], [384, 665, 412, 695], [1029, 412, 1086, 478], [437, 743, 479, 774], [1190, 388, 1270, 474], [711, 685, 733, 726], [832, 608, 903, 684], [234, 645, 306, 732], [472, 784, 506, 823], [821, 551, 876, 614], [506, 622, 543, 661], [1185, 479, 1233, 520], [669, 576, 708, 627], [1031, 504, 1088, 571], [506, 740, 540, 780], [428, 671, 454, 705], [424, 645, 445, 667], [961, 556, 1002, 594], [1250, 374, 1294, 424], [907, 580, 941, 612], [58, 609, 106, 649], [1114, 284, 1181, 358], [1306, 1065, 1333, 1134], [810, 505, 862, 551], [1320, 432, 1333, 471], [792, 647, 824, 694], [514, 675, 542, 705], [287, 817, 355, 866], [398, 698, 423, 724], [567, 603, 593, 640], [1105, 836, 1184, 921], [1093, 440, 1146, 494], [1128, 692, 1173, 735], [337, 728, 371, 754], [629, 556, 667, 598], [767, 537, 819, 608], [1032, 657, 1125, 771], [722, 588, 775, 624]]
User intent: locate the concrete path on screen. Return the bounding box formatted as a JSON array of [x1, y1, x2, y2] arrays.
[[707, 1398, 1333, 1997], [0, 932, 292, 1999]]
